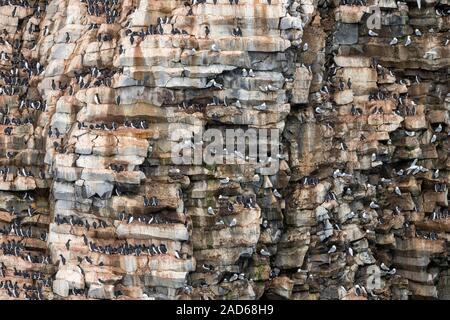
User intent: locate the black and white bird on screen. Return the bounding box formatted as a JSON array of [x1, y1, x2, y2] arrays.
[[59, 254, 66, 265], [405, 36, 412, 46], [65, 239, 71, 250], [389, 37, 398, 46], [369, 201, 380, 209], [220, 177, 230, 184], [431, 134, 437, 143], [94, 93, 101, 105], [368, 29, 379, 37], [254, 102, 267, 111], [211, 43, 220, 52], [273, 189, 282, 198]]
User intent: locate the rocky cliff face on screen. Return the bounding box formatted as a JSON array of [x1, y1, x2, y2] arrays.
[[0, 0, 449, 300]]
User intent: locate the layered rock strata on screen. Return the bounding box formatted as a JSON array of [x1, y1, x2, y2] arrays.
[[0, 0, 448, 300]]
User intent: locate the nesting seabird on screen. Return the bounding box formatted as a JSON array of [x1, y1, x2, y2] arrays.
[[65, 239, 71, 250], [94, 93, 101, 105], [430, 134, 437, 143], [405, 35, 412, 46], [302, 42, 308, 52], [389, 37, 398, 46], [369, 201, 380, 209], [211, 43, 220, 52], [59, 254, 66, 265], [220, 177, 230, 184], [368, 29, 379, 37], [254, 102, 267, 111]]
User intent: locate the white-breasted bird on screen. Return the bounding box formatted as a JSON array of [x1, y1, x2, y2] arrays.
[[220, 177, 230, 184], [254, 102, 267, 111], [433, 169, 440, 179], [273, 189, 282, 198], [389, 37, 398, 45], [328, 245, 337, 253], [211, 43, 221, 52], [380, 263, 389, 271], [431, 134, 437, 143], [370, 201, 380, 209], [368, 29, 379, 37], [348, 247, 353, 256], [405, 35, 412, 46]]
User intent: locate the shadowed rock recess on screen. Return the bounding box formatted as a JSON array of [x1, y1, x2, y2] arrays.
[[0, 0, 448, 300]]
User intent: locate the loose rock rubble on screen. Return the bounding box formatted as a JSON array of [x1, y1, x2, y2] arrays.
[[0, 0, 448, 300]]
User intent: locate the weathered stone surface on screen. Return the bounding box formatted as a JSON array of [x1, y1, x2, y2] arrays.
[[0, 0, 448, 302]]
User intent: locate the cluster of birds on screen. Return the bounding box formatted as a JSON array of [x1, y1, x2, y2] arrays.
[[73, 67, 121, 91], [193, 0, 274, 5], [0, 278, 47, 300], [110, 0, 259, 47], [117, 211, 173, 225], [44, 67, 122, 104], [0, 219, 35, 239], [367, 3, 450, 47], [2, 115, 35, 129], [302, 176, 320, 186], [13, 268, 51, 284], [415, 230, 439, 241], [177, 101, 207, 113], [54, 214, 109, 230], [338, 0, 367, 5], [143, 195, 159, 207], [306, 42, 450, 278], [77, 240, 183, 259], [0, 29, 44, 172], [429, 209, 449, 221], [74, 119, 149, 132], [80, 0, 121, 24], [0, 239, 50, 264], [204, 194, 258, 228], [122, 18, 189, 43], [0, 0, 47, 16]]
